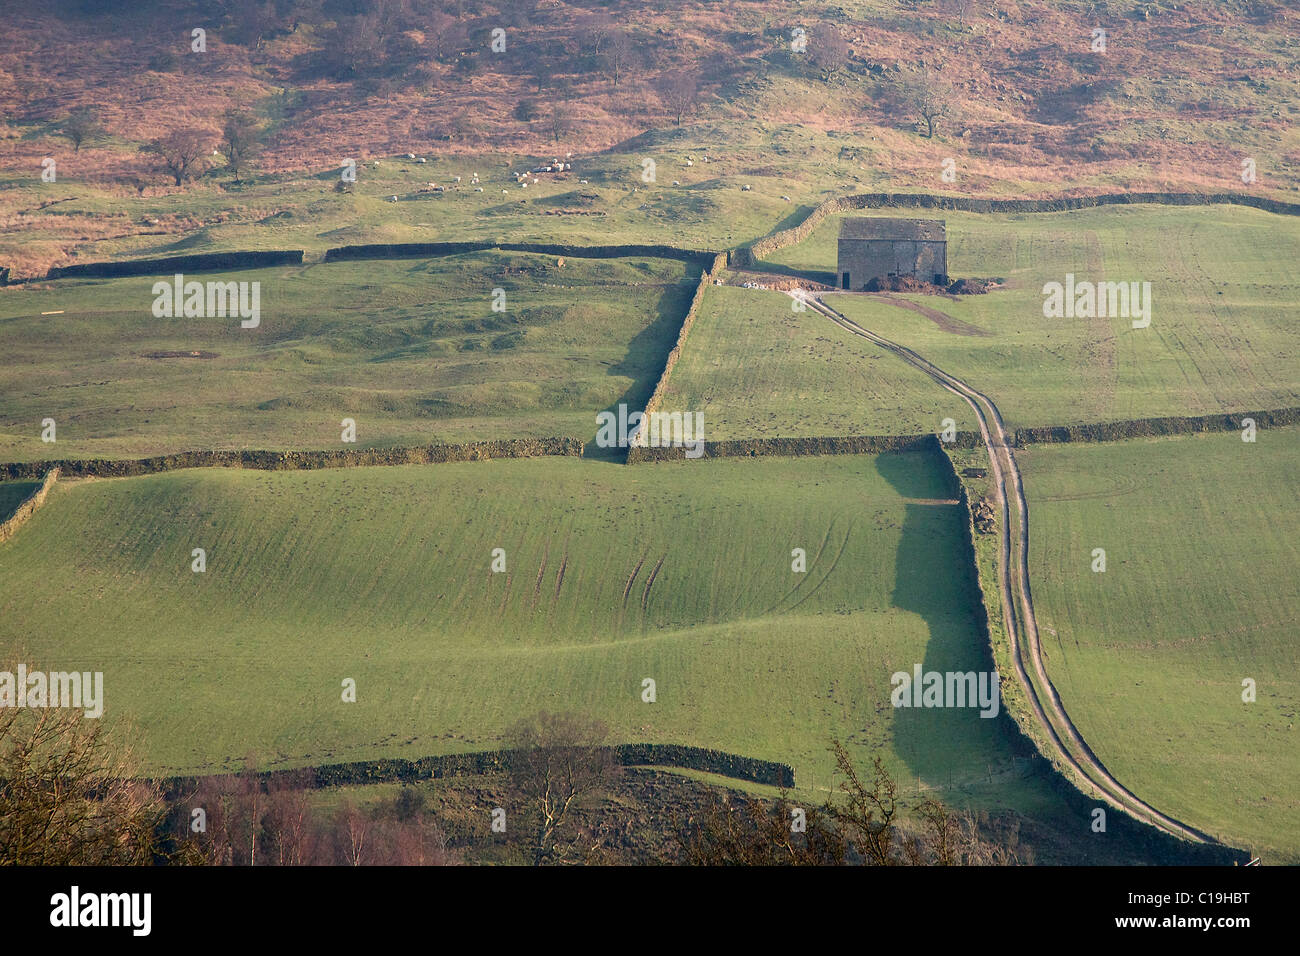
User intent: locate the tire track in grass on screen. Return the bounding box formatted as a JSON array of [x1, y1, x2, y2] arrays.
[[532, 546, 548, 611], [641, 554, 666, 615], [549, 535, 572, 618], [763, 517, 836, 616], [784, 517, 854, 613], [554, 552, 568, 600], [622, 553, 647, 610]]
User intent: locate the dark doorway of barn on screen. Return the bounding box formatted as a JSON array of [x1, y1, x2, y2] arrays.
[[841, 272, 850, 289]]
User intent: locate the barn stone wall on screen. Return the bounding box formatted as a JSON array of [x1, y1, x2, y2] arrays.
[[837, 238, 947, 289]]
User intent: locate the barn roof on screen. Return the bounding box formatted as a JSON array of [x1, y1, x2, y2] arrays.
[[838, 217, 946, 241]]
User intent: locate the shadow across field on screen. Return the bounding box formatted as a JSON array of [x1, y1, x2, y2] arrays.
[[585, 276, 699, 461], [877, 449, 1247, 863], [873, 450, 1021, 794], [0, 482, 38, 522]]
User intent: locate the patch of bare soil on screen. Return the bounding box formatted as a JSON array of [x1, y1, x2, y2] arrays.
[[868, 293, 992, 337], [728, 271, 832, 292], [863, 275, 1001, 296]]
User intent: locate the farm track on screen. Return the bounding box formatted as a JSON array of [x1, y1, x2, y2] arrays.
[[792, 290, 1218, 846]]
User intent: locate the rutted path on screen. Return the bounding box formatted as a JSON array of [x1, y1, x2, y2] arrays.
[[790, 290, 1217, 846]]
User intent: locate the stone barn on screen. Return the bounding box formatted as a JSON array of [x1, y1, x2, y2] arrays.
[[836, 218, 947, 290]]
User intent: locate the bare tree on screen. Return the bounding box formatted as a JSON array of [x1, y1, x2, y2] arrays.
[[513, 99, 542, 123], [948, 0, 974, 30], [826, 740, 1016, 864], [583, 10, 614, 56], [825, 740, 900, 864], [61, 108, 102, 153], [426, 13, 469, 63], [238, 753, 263, 867], [677, 791, 846, 865], [506, 710, 619, 865], [370, 790, 455, 865], [0, 680, 167, 865], [262, 772, 318, 866], [677, 740, 1016, 866], [336, 800, 369, 866], [809, 23, 850, 77], [658, 73, 701, 126], [546, 99, 573, 144], [321, 14, 384, 80], [899, 67, 953, 138], [180, 770, 457, 866], [432, 109, 478, 143], [219, 110, 261, 181], [531, 61, 554, 93], [375, 816, 452, 865], [605, 29, 636, 86], [183, 757, 266, 865], [228, 0, 284, 48], [144, 130, 211, 186]]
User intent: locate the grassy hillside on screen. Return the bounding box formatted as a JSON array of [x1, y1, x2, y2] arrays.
[[778, 204, 1300, 428], [0, 454, 1059, 815], [0, 252, 695, 461], [3, 0, 1298, 275], [660, 284, 977, 439], [1020, 427, 1300, 861]]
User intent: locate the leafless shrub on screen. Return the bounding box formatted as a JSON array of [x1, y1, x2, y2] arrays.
[[506, 710, 620, 865]]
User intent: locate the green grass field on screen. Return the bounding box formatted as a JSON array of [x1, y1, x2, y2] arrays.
[[1020, 427, 1300, 862], [0, 454, 1059, 814], [766, 204, 1300, 428], [658, 284, 977, 439], [0, 252, 695, 461], [4, 185, 1294, 863]]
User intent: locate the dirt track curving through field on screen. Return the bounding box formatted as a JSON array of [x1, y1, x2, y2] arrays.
[[868, 293, 992, 337], [790, 290, 1218, 846]]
